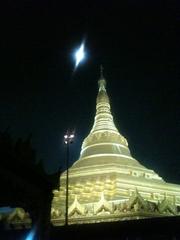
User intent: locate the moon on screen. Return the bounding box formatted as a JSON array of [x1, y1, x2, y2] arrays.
[[74, 42, 85, 69]]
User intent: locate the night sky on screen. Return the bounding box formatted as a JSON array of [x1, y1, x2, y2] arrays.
[[0, 1, 179, 183]]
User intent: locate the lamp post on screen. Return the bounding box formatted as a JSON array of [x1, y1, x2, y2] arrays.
[[62, 40, 85, 225], [64, 132, 74, 226]]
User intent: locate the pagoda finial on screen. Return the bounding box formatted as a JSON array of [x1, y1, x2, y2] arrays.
[[98, 65, 106, 91], [100, 65, 104, 79]]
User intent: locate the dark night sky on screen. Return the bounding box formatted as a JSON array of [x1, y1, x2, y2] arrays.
[[0, 1, 179, 183]]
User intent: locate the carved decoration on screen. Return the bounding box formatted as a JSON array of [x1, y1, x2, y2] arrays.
[[158, 195, 177, 215], [68, 195, 86, 217], [94, 192, 113, 215], [1, 208, 32, 229]]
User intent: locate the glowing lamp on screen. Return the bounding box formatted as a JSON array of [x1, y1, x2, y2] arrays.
[[64, 132, 75, 144], [25, 228, 35, 240]]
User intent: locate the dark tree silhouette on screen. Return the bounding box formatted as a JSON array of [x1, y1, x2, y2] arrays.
[[0, 129, 61, 239]]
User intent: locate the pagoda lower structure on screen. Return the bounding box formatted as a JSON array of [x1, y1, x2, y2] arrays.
[[51, 74, 180, 226]]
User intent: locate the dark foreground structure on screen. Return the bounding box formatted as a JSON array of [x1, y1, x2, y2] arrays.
[[1, 216, 180, 239], [0, 130, 60, 239], [51, 217, 180, 240]]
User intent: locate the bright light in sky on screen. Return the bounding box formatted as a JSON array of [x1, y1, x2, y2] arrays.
[[74, 42, 85, 68]]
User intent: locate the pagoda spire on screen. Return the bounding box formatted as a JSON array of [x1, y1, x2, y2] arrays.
[[98, 65, 106, 92], [80, 69, 129, 157], [100, 65, 104, 78]]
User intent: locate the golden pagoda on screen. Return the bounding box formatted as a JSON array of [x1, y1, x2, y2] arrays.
[[51, 71, 180, 225]]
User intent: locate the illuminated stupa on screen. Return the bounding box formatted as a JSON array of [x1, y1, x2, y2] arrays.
[[51, 71, 180, 225]]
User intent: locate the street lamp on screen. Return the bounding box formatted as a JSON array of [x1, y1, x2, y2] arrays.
[[64, 132, 75, 226]]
